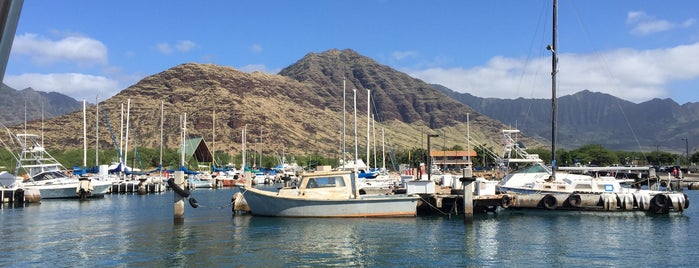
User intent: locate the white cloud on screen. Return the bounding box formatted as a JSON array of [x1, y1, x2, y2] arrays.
[[175, 40, 196, 52], [405, 42, 699, 103], [4, 73, 120, 101], [682, 18, 696, 28], [249, 44, 263, 53], [12, 33, 108, 66], [392, 50, 418, 60], [626, 11, 683, 36], [157, 40, 197, 54], [156, 43, 173, 54]]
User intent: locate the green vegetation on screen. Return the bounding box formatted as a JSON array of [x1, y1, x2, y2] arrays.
[[533, 145, 698, 167], [1, 143, 696, 174]]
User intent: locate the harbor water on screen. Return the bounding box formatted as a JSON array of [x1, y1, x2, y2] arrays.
[[1, 187, 698, 267]]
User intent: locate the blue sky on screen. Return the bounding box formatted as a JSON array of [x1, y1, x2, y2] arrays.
[[5, 0, 699, 104]]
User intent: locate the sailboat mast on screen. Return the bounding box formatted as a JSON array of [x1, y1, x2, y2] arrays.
[[372, 114, 377, 169], [212, 108, 216, 167], [342, 79, 346, 169], [353, 88, 358, 173], [83, 99, 87, 169], [366, 89, 370, 169], [124, 99, 131, 177], [119, 103, 124, 167], [159, 101, 164, 173], [242, 125, 246, 171], [549, 0, 559, 178], [95, 96, 99, 167], [181, 113, 187, 168], [40, 101, 43, 145], [381, 127, 385, 170]]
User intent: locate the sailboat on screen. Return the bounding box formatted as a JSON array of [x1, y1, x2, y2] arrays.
[[337, 88, 379, 178], [496, 0, 687, 213]]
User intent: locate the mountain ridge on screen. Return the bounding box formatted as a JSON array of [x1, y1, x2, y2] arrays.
[[0, 83, 84, 126], [434, 85, 699, 152], [6, 52, 524, 167]]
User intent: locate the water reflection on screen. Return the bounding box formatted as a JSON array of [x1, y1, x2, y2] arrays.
[[0, 189, 696, 267]]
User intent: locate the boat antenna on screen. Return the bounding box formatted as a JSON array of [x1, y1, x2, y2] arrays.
[[547, 0, 558, 179]]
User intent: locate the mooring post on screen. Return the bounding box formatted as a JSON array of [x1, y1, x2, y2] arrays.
[[460, 175, 476, 224], [174, 170, 185, 221]]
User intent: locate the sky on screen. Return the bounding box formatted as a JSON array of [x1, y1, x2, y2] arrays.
[[4, 0, 699, 104]]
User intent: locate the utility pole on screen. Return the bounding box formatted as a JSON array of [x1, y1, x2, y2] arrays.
[[682, 138, 689, 167], [427, 134, 439, 181]]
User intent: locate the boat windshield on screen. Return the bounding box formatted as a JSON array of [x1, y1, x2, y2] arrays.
[[517, 164, 550, 174], [33, 171, 70, 181], [306, 176, 346, 188]]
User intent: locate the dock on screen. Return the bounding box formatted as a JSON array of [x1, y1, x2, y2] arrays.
[[1, 188, 41, 204], [406, 173, 694, 216], [110, 179, 166, 194]]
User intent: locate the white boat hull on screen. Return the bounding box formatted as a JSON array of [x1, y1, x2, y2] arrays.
[[25, 180, 111, 199], [242, 187, 418, 217]]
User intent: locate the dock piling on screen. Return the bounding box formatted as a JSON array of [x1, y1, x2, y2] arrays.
[[461, 176, 476, 224], [174, 171, 185, 222]]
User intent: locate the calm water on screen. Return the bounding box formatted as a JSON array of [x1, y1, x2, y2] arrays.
[[1, 187, 698, 267]]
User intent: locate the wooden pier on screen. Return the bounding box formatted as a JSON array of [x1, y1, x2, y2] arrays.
[[1, 188, 41, 204]]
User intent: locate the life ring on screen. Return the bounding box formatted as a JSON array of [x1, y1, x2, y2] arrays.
[[188, 197, 199, 208], [541, 194, 557, 210], [500, 195, 510, 208], [167, 178, 190, 198], [567, 194, 582, 208]]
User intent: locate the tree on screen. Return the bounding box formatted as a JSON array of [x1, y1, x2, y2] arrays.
[[568, 144, 617, 166], [527, 148, 551, 164], [691, 152, 699, 165]]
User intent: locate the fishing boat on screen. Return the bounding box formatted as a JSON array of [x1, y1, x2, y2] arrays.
[[497, 0, 688, 213], [239, 170, 418, 217], [15, 134, 111, 199]]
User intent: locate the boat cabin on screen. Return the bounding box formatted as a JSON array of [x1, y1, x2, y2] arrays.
[[278, 171, 358, 199]]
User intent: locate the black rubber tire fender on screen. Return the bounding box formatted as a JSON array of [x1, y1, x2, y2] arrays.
[[188, 197, 199, 208], [167, 178, 190, 198], [652, 194, 668, 209], [542, 194, 557, 210], [500, 195, 510, 208], [567, 194, 582, 208]]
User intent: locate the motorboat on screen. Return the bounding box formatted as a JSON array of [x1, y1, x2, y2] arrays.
[[187, 174, 214, 188], [15, 134, 111, 199], [239, 170, 418, 217]]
